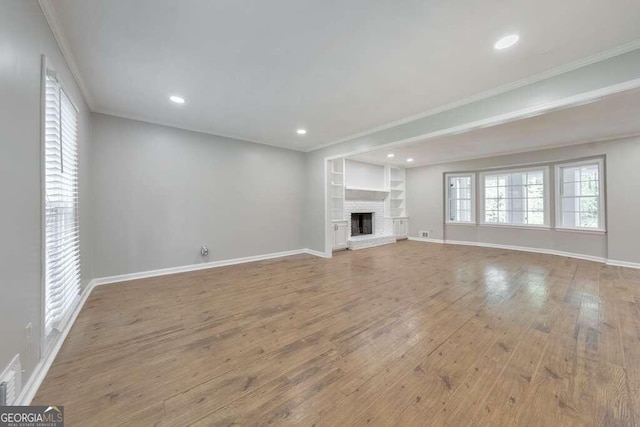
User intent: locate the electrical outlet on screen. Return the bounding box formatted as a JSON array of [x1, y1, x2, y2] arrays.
[[25, 323, 33, 354]]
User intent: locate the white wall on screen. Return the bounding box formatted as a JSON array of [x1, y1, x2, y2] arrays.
[[0, 0, 93, 384], [345, 159, 385, 189], [90, 113, 306, 278], [406, 136, 640, 264]]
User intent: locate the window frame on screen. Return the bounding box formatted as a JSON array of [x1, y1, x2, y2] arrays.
[[554, 158, 606, 233], [41, 57, 82, 354], [445, 173, 476, 225], [478, 166, 551, 229]]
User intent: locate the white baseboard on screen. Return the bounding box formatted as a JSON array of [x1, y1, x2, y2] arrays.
[[444, 239, 607, 264], [304, 248, 331, 258], [408, 236, 635, 266], [606, 259, 640, 269], [413, 237, 640, 270], [93, 248, 326, 286], [16, 247, 327, 405]]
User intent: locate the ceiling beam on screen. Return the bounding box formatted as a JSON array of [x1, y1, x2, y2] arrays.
[[309, 47, 640, 157]]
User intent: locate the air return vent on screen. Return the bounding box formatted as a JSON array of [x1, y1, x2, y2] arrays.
[[0, 355, 22, 406]]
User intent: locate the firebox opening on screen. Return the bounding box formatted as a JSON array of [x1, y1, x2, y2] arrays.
[[351, 213, 373, 236]]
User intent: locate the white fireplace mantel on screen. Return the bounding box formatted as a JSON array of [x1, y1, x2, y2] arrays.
[[345, 186, 389, 201]]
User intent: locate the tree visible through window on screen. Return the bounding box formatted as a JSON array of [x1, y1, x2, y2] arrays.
[[482, 169, 546, 226], [557, 161, 603, 230], [447, 175, 474, 223]]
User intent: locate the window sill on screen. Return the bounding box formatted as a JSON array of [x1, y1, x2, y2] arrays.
[[554, 227, 607, 235], [446, 222, 552, 231], [478, 223, 551, 231]]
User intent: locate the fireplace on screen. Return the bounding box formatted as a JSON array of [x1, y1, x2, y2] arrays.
[[351, 212, 373, 236]]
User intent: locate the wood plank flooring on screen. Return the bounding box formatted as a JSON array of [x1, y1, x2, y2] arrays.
[[34, 241, 640, 426]]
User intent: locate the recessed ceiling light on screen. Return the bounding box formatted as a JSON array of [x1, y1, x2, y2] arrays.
[[387, 153, 395, 158], [494, 34, 519, 50], [170, 95, 185, 104], [406, 158, 414, 163], [297, 129, 307, 135]]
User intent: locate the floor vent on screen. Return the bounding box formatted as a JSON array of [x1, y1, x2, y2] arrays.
[[419, 230, 430, 238], [0, 355, 22, 406]]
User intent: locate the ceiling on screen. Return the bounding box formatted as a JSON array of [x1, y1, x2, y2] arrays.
[[350, 87, 640, 167], [51, 0, 640, 151]]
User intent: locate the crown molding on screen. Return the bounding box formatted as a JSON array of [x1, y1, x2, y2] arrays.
[[38, 0, 94, 110], [306, 39, 640, 152], [91, 108, 307, 152]]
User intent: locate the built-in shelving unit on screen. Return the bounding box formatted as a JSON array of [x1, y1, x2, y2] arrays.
[[329, 158, 345, 221], [328, 158, 409, 249], [389, 167, 407, 218]]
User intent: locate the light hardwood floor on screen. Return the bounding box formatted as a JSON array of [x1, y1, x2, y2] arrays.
[[34, 241, 640, 426]]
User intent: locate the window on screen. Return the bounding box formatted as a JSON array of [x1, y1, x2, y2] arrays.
[[43, 68, 81, 341], [446, 174, 475, 223], [480, 168, 548, 227], [555, 159, 605, 231]]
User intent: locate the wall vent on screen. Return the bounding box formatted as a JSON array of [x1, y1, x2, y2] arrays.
[[0, 355, 22, 406], [419, 231, 430, 238]]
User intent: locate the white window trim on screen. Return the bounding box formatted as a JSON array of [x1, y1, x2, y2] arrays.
[[41, 56, 82, 355], [554, 158, 606, 233], [478, 166, 551, 229], [445, 173, 476, 224]]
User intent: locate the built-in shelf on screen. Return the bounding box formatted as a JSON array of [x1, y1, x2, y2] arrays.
[[345, 186, 389, 193], [388, 166, 407, 217], [329, 158, 345, 221]]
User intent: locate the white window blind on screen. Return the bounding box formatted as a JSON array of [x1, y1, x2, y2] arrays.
[[556, 160, 604, 230], [44, 72, 81, 338], [481, 168, 547, 226], [446, 174, 475, 223]]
